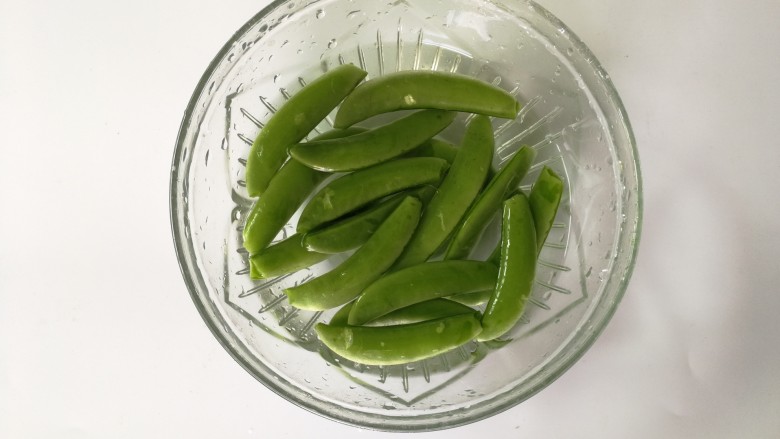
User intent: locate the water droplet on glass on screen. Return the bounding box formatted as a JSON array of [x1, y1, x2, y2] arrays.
[[220, 138, 227, 150], [316, 9, 325, 19], [273, 74, 280, 83], [327, 39, 337, 49], [566, 47, 574, 56]]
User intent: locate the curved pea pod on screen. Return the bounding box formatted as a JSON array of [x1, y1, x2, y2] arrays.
[[486, 168, 564, 263], [408, 138, 459, 164], [444, 145, 537, 260], [303, 186, 437, 254], [285, 196, 422, 311], [245, 64, 367, 196], [241, 127, 366, 254], [333, 70, 520, 128], [315, 313, 483, 366], [529, 166, 564, 254], [448, 290, 493, 306], [329, 299, 475, 326], [478, 193, 537, 341], [289, 110, 456, 172], [296, 157, 448, 233], [348, 260, 498, 325], [249, 234, 329, 279], [393, 115, 494, 269]]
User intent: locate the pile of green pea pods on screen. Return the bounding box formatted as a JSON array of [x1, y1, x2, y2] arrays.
[[242, 64, 563, 366]]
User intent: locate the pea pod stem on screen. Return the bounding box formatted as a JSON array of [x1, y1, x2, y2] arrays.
[[296, 157, 448, 233], [285, 196, 422, 311], [290, 110, 456, 172], [245, 64, 367, 196], [316, 313, 482, 365], [348, 260, 498, 325], [393, 115, 494, 269], [445, 145, 537, 260], [478, 193, 537, 341], [334, 70, 520, 128]]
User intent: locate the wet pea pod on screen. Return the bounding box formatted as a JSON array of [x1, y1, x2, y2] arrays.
[[444, 145, 537, 260], [315, 312, 482, 366], [407, 138, 459, 163], [245, 64, 367, 196], [289, 110, 455, 172], [249, 233, 329, 279], [529, 166, 564, 254], [478, 193, 537, 341], [241, 127, 365, 255], [333, 70, 520, 128], [303, 185, 437, 254], [285, 196, 422, 311], [393, 115, 494, 269], [296, 157, 448, 233], [348, 260, 498, 325], [329, 299, 475, 326], [448, 290, 494, 306], [486, 168, 564, 263]]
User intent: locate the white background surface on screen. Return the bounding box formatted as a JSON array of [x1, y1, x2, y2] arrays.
[[2, 0, 780, 437]]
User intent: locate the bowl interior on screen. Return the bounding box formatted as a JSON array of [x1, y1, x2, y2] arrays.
[[170, 0, 641, 431]]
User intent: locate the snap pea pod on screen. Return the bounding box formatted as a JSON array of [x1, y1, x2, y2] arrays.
[[296, 157, 448, 233], [315, 312, 482, 365], [285, 196, 422, 311], [393, 115, 494, 269], [408, 138, 459, 164], [249, 234, 329, 279], [444, 145, 537, 260], [486, 168, 564, 263], [245, 64, 367, 196], [529, 166, 564, 254], [478, 193, 537, 341], [241, 127, 365, 254], [289, 110, 455, 172], [303, 186, 437, 254], [348, 260, 498, 325], [333, 70, 520, 128], [329, 299, 475, 326], [448, 290, 493, 306]]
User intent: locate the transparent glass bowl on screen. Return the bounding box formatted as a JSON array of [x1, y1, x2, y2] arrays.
[[170, 0, 641, 431]]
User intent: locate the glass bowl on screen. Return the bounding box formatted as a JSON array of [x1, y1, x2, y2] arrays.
[[170, 0, 641, 431]]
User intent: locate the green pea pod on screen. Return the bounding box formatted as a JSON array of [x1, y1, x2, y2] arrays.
[[444, 145, 537, 260], [249, 234, 329, 279], [486, 168, 564, 263], [448, 290, 493, 306], [478, 193, 537, 341], [241, 127, 365, 254], [289, 110, 456, 172], [333, 70, 520, 128], [529, 166, 564, 254], [329, 299, 475, 326], [315, 312, 482, 365], [408, 138, 459, 164], [285, 196, 422, 311], [303, 186, 437, 254], [245, 64, 367, 196], [393, 115, 494, 268], [296, 157, 448, 233], [348, 260, 498, 325]]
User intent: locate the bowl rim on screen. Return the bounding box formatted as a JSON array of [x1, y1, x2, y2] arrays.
[[169, 0, 643, 431]]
